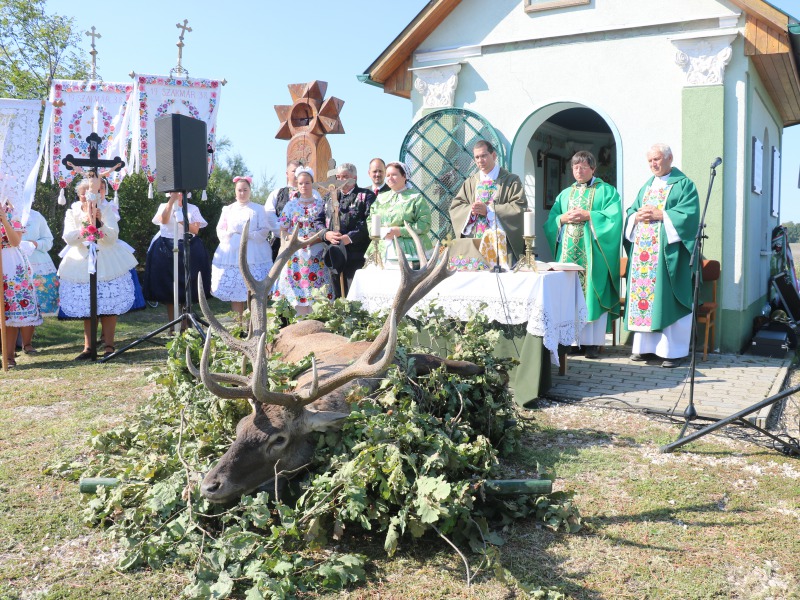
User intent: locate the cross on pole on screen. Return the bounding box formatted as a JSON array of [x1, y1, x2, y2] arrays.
[[86, 26, 101, 80], [61, 133, 124, 361], [172, 19, 192, 77]]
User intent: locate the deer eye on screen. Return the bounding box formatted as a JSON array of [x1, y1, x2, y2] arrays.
[[269, 435, 288, 450]]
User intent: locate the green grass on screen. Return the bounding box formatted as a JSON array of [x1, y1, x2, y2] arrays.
[[2, 306, 800, 598]]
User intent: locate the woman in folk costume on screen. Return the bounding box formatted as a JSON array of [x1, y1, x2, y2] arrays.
[[211, 176, 276, 317], [273, 166, 333, 315], [143, 191, 211, 325], [58, 179, 144, 360], [1, 202, 42, 369], [624, 144, 700, 368], [368, 161, 434, 266], [543, 151, 622, 359], [18, 208, 59, 354]]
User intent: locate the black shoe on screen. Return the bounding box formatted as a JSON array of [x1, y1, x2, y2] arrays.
[[584, 345, 600, 359], [568, 345, 585, 355], [662, 356, 686, 368], [74, 349, 94, 361], [631, 352, 657, 362]]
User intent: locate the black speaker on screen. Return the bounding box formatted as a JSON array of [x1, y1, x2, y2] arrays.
[[154, 113, 208, 192]]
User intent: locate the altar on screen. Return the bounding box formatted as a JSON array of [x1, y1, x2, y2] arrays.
[[347, 267, 588, 405]]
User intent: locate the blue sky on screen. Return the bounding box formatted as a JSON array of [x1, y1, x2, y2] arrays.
[[49, 0, 800, 218]]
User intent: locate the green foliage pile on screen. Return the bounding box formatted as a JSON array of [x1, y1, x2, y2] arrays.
[[49, 302, 580, 598]]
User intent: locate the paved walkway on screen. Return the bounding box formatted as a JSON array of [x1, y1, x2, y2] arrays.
[[545, 342, 792, 427]]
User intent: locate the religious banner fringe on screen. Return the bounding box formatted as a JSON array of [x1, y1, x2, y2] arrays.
[[125, 74, 221, 197], [37, 80, 133, 206], [0, 99, 44, 224]]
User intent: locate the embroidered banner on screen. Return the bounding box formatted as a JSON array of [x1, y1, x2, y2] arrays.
[[0, 99, 43, 223], [42, 80, 133, 201], [126, 74, 221, 192]]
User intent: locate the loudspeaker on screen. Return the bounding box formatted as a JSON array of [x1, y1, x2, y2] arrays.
[[155, 114, 208, 192]]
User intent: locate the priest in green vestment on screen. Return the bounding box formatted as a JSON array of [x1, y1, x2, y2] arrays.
[[544, 151, 622, 359], [624, 143, 700, 368]]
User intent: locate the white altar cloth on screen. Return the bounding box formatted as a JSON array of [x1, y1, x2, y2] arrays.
[[347, 267, 588, 364]]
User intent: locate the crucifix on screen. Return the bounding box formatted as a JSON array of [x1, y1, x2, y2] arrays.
[[86, 26, 101, 80], [314, 168, 355, 298], [62, 133, 125, 361], [172, 19, 192, 77]]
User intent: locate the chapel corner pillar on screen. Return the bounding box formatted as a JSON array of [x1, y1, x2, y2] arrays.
[[672, 33, 736, 264]]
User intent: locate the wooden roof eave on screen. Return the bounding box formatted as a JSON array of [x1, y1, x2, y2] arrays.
[[360, 0, 462, 91]]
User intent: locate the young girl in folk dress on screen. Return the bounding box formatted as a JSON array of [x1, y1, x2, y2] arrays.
[[1, 202, 42, 369], [273, 167, 333, 315]]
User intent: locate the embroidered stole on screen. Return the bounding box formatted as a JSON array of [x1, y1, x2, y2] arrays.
[[558, 184, 596, 289], [626, 184, 672, 331]]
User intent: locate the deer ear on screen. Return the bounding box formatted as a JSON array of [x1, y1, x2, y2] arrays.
[[304, 408, 349, 432]]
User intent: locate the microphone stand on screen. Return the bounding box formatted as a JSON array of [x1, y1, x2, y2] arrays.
[[672, 160, 720, 440]]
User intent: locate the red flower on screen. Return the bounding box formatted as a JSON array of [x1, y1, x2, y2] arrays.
[[638, 299, 649, 310], [299, 298, 307, 303], [308, 272, 317, 282], [20, 299, 28, 308], [293, 272, 301, 281], [639, 251, 650, 262]]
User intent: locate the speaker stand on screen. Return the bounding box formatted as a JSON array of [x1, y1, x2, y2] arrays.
[[101, 192, 207, 362]]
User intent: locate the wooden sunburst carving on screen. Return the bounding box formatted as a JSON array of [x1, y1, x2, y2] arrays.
[[274, 80, 345, 178]]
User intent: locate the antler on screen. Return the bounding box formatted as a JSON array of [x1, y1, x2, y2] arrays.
[[190, 219, 451, 410], [189, 219, 322, 400], [253, 226, 452, 409]]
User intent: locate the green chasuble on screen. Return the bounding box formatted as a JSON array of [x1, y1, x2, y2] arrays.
[[543, 177, 623, 327], [623, 168, 700, 332], [369, 188, 434, 263]]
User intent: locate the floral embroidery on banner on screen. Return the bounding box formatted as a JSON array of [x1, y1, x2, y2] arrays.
[[50, 81, 133, 191], [626, 185, 671, 331]]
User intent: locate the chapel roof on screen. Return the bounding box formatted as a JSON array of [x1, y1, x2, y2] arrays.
[[360, 0, 800, 126]]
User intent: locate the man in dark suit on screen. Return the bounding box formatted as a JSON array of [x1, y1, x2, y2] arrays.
[[322, 162, 376, 298]]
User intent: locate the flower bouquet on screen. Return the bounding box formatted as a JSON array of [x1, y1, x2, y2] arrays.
[[80, 221, 105, 242]]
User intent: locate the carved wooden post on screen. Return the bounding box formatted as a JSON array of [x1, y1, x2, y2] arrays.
[[274, 81, 344, 177]]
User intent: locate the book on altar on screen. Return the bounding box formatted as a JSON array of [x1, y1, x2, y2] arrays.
[[546, 262, 585, 272]]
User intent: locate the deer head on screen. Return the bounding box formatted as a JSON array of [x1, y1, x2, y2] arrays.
[[190, 223, 455, 503]]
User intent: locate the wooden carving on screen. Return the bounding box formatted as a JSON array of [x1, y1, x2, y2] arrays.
[[274, 80, 345, 178]]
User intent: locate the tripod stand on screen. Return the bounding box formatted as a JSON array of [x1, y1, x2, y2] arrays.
[[101, 192, 206, 363], [660, 158, 720, 444]]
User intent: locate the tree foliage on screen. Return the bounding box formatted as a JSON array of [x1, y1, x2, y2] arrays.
[[781, 221, 800, 244], [0, 0, 87, 98]]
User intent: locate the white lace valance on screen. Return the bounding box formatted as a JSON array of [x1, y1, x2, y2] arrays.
[[348, 268, 588, 365]]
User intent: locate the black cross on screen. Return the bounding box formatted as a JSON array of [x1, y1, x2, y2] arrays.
[[62, 132, 124, 175], [61, 132, 124, 362]]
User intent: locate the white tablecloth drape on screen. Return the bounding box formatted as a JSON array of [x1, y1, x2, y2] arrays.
[[348, 267, 588, 364]]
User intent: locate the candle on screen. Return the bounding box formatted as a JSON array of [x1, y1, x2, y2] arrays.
[[371, 214, 381, 237], [523, 211, 534, 237]]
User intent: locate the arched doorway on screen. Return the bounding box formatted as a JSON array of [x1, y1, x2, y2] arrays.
[[511, 103, 621, 261]]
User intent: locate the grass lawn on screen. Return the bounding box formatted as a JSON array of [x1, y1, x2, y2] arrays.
[[1, 303, 799, 599]]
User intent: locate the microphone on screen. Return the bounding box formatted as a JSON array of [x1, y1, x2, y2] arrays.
[[711, 157, 722, 169]]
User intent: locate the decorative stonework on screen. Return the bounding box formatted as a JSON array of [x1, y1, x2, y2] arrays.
[[672, 34, 736, 86], [411, 63, 462, 109]]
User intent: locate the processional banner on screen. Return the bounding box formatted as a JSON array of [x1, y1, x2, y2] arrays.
[[125, 74, 221, 197], [40, 79, 134, 205], [0, 99, 43, 224]]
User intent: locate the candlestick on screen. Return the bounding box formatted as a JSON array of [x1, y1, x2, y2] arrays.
[[513, 234, 538, 272]]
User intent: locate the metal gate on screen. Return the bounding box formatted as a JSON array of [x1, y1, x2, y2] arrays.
[[400, 108, 506, 242]]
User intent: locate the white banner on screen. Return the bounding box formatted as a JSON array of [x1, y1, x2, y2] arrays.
[[43, 80, 134, 202], [126, 74, 221, 193], [0, 98, 43, 223]]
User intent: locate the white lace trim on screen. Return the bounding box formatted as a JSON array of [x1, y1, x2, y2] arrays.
[[210, 263, 270, 302], [58, 273, 135, 317]]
